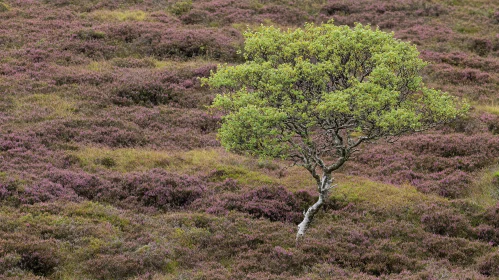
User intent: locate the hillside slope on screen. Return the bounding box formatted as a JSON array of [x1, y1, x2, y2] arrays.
[[1, 0, 499, 278]]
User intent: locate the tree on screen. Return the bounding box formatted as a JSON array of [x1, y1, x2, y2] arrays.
[[203, 21, 468, 240]]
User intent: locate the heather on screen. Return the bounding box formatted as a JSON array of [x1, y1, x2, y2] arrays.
[[1, 0, 499, 278]]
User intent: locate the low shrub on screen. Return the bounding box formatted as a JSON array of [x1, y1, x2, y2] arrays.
[[1, 0, 499, 278], [111, 70, 184, 106], [48, 169, 105, 200], [84, 254, 138, 279], [0, 133, 34, 152], [103, 23, 242, 61], [257, 5, 311, 25], [493, 171, 499, 186], [361, 250, 418, 275], [480, 113, 499, 134], [110, 57, 156, 68], [0, 2, 9, 12], [418, 204, 471, 237], [348, 133, 499, 198], [494, 11, 499, 24], [469, 37, 493, 56], [14, 239, 61, 277], [152, 28, 241, 60], [62, 40, 118, 60], [428, 64, 491, 85], [180, 9, 212, 25], [117, 169, 205, 210], [481, 202, 499, 227], [36, 118, 148, 148], [223, 186, 303, 223], [477, 252, 499, 277], [23, 179, 79, 204], [75, 29, 106, 40], [52, 68, 113, 86], [420, 50, 499, 72], [420, 236, 488, 265], [474, 224, 499, 245], [321, 3, 352, 15], [0, 179, 23, 206], [169, 0, 193, 16], [193, 185, 311, 223], [0, 253, 21, 274]]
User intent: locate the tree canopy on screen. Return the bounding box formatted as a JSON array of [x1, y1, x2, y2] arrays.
[[205, 22, 466, 165], [203, 21, 468, 238]]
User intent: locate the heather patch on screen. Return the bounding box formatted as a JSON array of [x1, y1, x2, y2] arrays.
[[477, 252, 499, 277], [195, 185, 306, 223], [33, 118, 149, 148], [348, 133, 499, 198], [1, 178, 498, 278]]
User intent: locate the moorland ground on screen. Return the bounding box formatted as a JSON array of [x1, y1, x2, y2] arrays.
[[1, 0, 499, 279]]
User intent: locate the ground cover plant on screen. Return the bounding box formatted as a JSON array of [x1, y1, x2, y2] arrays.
[[0, 0, 499, 278]]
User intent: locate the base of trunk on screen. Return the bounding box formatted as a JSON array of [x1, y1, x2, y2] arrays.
[[296, 193, 324, 241]]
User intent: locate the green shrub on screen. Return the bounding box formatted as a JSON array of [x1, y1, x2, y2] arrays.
[[0, 2, 9, 12], [169, 0, 192, 16], [493, 171, 499, 186], [76, 29, 106, 40], [477, 252, 499, 276], [96, 156, 116, 168]]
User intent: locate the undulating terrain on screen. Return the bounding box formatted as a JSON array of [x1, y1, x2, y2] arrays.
[[1, 0, 499, 278]]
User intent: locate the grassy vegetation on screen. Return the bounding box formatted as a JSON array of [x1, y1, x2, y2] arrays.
[[475, 104, 499, 115], [469, 165, 499, 207], [73, 147, 173, 172], [85, 10, 149, 21], [71, 147, 304, 188], [85, 61, 113, 72], [0, 2, 9, 12], [332, 178, 445, 211], [11, 93, 78, 122]]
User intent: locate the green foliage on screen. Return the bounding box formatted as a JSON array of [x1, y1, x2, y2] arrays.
[[76, 29, 106, 40], [86, 10, 148, 21], [217, 105, 292, 158], [205, 22, 468, 159], [169, 0, 193, 16], [0, 2, 9, 12]]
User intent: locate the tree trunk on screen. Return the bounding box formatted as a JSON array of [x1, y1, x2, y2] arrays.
[[296, 176, 333, 241]]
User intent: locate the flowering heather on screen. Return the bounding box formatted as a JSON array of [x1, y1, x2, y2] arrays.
[[1, 0, 499, 278], [348, 132, 499, 198]]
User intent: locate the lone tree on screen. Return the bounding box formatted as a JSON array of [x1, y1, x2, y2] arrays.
[[203, 22, 467, 240]]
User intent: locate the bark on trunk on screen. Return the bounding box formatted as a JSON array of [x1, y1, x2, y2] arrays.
[[296, 192, 325, 240], [296, 176, 333, 241]]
